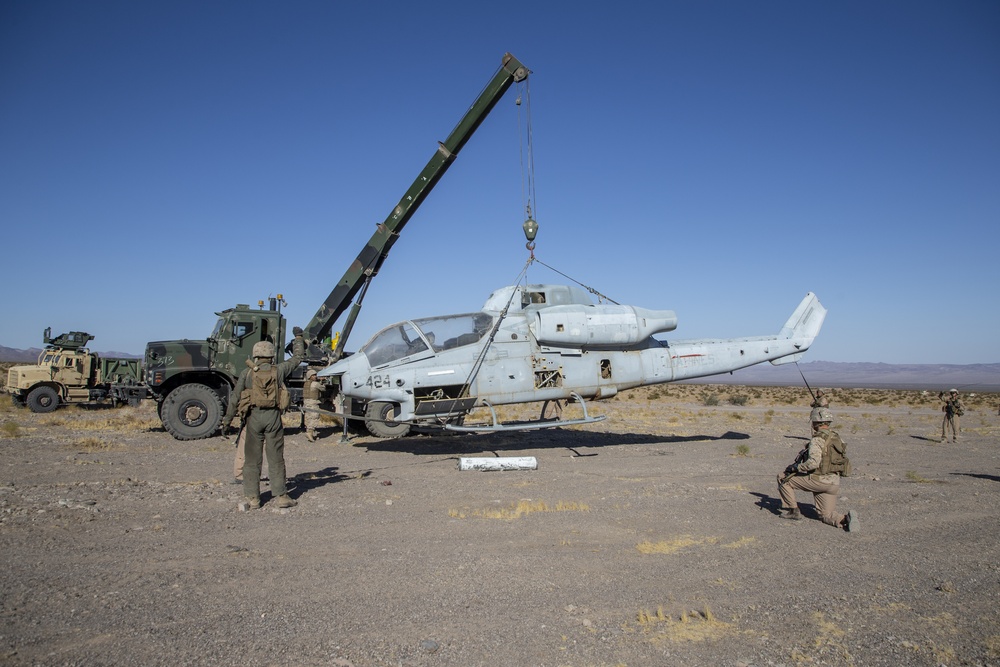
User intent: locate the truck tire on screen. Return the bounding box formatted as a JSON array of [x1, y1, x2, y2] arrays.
[[365, 401, 410, 439], [26, 386, 60, 413], [161, 383, 223, 441]]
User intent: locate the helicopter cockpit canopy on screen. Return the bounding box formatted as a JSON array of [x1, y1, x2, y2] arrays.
[[361, 312, 495, 368]]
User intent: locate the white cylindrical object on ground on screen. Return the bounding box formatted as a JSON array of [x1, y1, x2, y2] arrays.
[[459, 456, 538, 471]]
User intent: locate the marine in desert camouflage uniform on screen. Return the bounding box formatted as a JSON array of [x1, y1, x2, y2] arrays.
[[939, 389, 963, 443], [810, 389, 829, 408], [302, 369, 322, 442], [778, 407, 858, 532]]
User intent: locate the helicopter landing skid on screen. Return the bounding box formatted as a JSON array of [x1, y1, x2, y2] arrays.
[[443, 393, 606, 433]]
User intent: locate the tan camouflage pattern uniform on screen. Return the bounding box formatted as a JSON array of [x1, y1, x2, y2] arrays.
[[232, 428, 266, 481], [810, 390, 829, 408], [778, 426, 846, 528], [939, 391, 963, 442], [303, 372, 321, 442]]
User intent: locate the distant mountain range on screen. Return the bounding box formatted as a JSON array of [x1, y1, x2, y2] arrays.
[[1, 344, 996, 390], [692, 360, 1000, 391]]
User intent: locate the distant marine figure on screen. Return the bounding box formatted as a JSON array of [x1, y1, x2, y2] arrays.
[[938, 389, 964, 443], [810, 389, 829, 408]]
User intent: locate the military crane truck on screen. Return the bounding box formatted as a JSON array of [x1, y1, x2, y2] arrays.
[[147, 52, 529, 441], [6, 329, 144, 413]]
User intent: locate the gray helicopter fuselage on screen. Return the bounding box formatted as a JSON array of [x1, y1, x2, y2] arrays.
[[319, 284, 826, 431]]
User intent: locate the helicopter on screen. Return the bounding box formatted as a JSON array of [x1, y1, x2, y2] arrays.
[[317, 282, 827, 438]]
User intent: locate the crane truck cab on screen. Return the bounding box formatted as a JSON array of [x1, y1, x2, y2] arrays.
[[144, 299, 296, 441]]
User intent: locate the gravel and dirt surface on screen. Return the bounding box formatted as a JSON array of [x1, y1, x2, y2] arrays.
[[1, 385, 999, 666]]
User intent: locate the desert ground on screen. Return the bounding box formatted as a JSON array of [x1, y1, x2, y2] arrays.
[[1, 383, 999, 667]]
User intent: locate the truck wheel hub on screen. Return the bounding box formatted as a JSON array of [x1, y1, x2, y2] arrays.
[[180, 401, 207, 426]]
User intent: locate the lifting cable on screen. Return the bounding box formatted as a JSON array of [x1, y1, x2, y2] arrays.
[[516, 77, 538, 253], [513, 79, 615, 307], [529, 256, 620, 305], [455, 255, 535, 402]]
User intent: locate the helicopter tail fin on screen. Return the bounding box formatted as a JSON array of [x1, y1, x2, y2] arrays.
[[771, 292, 826, 366]]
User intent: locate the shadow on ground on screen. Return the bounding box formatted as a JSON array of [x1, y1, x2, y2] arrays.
[[950, 472, 1000, 483], [357, 428, 750, 456], [750, 491, 821, 521]]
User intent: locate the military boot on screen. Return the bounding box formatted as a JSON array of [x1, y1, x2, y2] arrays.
[[246, 496, 261, 510], [781, 508, 802, 520], [306, 431, 317, 443], [276, 494, 298, 509]]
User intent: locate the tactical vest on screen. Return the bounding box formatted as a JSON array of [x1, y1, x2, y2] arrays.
[[303, 380, 321, 401], [816, 430, 851, 477], [245, 364, 290, 410]]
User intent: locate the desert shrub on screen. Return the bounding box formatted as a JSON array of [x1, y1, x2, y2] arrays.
[[906, 470, 934, 483], [702, 393, 720, 407], [735, 444, 750, 457], [1, 421, 21, 438], [727, 394, 749, 406], [74, 437, 109, 451]]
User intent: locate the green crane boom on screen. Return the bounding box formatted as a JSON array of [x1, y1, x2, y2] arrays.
[[301, 52, 529, 360]]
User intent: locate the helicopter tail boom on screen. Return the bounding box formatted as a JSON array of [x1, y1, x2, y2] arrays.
[[664, 292, 826, 381]]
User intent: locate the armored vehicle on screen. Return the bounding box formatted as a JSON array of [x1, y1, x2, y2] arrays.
[[6, 328, 144, 413]]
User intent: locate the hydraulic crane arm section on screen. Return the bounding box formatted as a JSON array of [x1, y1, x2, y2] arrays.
[[302, 53, 529, 356]]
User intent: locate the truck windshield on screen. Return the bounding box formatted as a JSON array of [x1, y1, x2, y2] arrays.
[[210, 317, 226, 339]]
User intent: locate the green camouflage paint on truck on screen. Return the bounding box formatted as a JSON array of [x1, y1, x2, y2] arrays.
[[144, 302, 289, 441]]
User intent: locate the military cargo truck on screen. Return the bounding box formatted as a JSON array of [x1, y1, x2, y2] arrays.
[[6, 329, 144, 413], [144, 298, 297, 441]]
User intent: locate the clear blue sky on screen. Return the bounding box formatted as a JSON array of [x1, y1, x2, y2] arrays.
[[2, 1, 998, 364]]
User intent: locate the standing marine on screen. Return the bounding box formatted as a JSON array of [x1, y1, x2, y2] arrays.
[[302, 368, 322, 442], [811, 389, 829, 408], [222, 328, 306, 509], [938, 389, 964, 443], [778, 407, 858, 532]]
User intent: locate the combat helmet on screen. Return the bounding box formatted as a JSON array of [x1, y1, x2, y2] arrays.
[[252, 341, 275, 359], [306, 369, 318, 379], [810, 407, 833, 423]]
